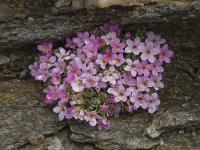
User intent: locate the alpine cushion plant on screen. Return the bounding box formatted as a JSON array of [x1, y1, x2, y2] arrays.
[[29, 23, 173, 130]]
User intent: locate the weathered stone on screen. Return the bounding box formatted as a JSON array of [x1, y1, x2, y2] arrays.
[[0, 55, 10, 65]]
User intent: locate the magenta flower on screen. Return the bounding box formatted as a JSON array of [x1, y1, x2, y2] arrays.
[[130, 93, 148, 109], [148, 60, 164, 76], [125, 37, 144, 55], [146, 93, 160, 113], [110, 54, 125, 66], [37, 42, 53, 55], [101, 104, 109, 111], [98, 119, 110, 130], [84, 111, 98, 126], [103, 48, 113, 62], [45, 86, 58, 104], [110, 38, 126, 53], [140, 42, 160, 63], [137, 61, 150, 76], [125, 32, 131, 39], [83, 43, 98, 58], [159, 44, 174, 63], [53, 102, 66, 121], [108, 104, 121, 118], [58, 89, 69, 104], [65, 38, 76, 49], [39, 56, 56, 69], [145, 31, 166, 48], [151, 74, 164, 90], [124, 59, 139, 77], [101, 32, 117, 45]]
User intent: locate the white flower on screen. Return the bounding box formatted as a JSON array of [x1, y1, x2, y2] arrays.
[[71, 79, 84, 92], [124, 59, 139, 77], [102, 66, 120, 85], [96, 54, 107, 69]]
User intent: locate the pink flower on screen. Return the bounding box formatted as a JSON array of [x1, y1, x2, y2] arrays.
[[125, 32, 131, 39], [121, 72, 135, 86], [83, 43, 98, 58], [110, 38, 126, 53], [53, 102, 66, 121], [148, 60, 164, 76], [44, 86, 58, 101], [29, 62, 39, 77], [137, 61, 150, 76], [96, 54, 107, 69], [65, 108, 75, 119], [124, 59, 139, 77], [65, 71, 76, 84], [51, 69, 62, 85], [55, 48, 71, 62], [58, 89, 69, 104], [37, 42, 53, 55], [145, 31, 166, 48], [39, 55, 56, 69], [71, 79, 85, 92], [67, 64, 82, 76], [151, 74, 164, 90], [127, 101, 137, 113], [73, 107, 85, 120], [83, 75, 99, 88], [137, 77, 152, 92], [98, 119, 110, 130], [110, 54, 125, 66], [103, 48, 113, 62], [73, 32, 89, 47], [126, 85, 140, 96], [101, 32, 117, 45], [102, 66, 121, 85], [130, 93, 148, 109], [101, 104, 109, 111], [65, 38, 76, 49], [74, 53, 88, 68], [159, 44, 174, 63], [84, 111, 98, 126], [35, 69, 49, 82], [146, 93, 160, 113], [140, 42, 160, 63], [125, 37, 144, 55], [82, 63, 97, 76], [112, 85, 131, 102]]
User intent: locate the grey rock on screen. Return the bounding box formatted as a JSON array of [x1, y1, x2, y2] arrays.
[[0, 55, 10, 65]]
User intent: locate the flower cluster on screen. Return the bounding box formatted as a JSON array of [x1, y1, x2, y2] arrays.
[[29, 23, 173, 130]]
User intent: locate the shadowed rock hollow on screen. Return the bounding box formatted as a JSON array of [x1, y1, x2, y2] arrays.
[[0, 0, 200, 150]]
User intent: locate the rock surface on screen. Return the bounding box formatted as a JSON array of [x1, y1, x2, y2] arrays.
[[0, 0, 200, 150]]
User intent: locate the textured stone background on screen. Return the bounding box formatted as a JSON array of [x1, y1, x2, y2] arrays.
[[0, 0, 200, 150]]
